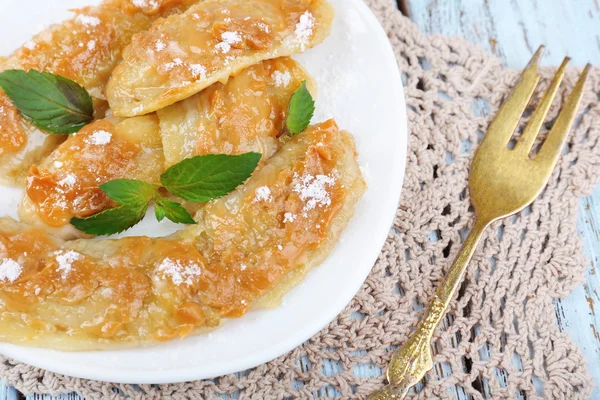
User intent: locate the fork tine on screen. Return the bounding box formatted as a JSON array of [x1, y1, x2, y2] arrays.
[[482, 46, 543, 148], [516, 57, 570, 154], [537, 64, 591, 164]]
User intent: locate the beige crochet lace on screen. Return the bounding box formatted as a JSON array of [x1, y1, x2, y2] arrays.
[[2, 0, 599, 398]]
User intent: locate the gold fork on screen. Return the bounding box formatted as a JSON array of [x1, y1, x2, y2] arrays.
[[367, 46, 591, 400]]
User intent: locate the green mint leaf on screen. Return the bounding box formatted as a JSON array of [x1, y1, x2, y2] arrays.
[[72, 179, 155, 235], [155, 203, 167, 222], [100, 179, 156, 207], [285, 81, 315, 136], [155, 196, 196, 225], [71, 205, 148, 236], [161, 153, 261, 203], [0, 69, 94, 134]]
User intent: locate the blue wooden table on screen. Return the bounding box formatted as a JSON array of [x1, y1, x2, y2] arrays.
[[3, 0, 600, 398], [405, 1, 600, 399]]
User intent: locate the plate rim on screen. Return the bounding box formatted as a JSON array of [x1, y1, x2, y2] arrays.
[[0, 0, 407, 384]]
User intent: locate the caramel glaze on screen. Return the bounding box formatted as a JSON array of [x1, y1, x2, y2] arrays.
[[19, 58, 311, 238], [0, 120, 366, 350], [0, 95, 26, 156], [0, 0, 197, 184], [19, 115, 164, 239], [158, 57, 315, 167], [107, 0, 333, 116]]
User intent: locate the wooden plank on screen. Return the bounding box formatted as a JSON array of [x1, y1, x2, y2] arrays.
[[26, 395, 80, 400], [406, 0, 600, 399], [408, 0, 600, 68], [558, 184, 600, 385], [1, 384, 20, 400]]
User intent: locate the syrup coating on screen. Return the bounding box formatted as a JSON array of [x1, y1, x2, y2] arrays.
[[0, 121, 366, 350], [18, 58, 312, 239], [19, 115, 164, 240], [157, 57, 315, 167], [0, 0, 197, 185], [107, 0, 333, 116]]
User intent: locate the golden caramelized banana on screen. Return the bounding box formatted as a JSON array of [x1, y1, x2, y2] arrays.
[[106, 0, 333, 116], [0, 120, 365, 350], [18, 115, 164, 240], [157, 57, 315, 167], [0, 0, 197, 185], [191, 120, 366, 315], [0, 102, 65, 186]]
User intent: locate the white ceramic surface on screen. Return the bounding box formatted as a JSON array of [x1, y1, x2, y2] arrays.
[[0, 0, 407, 384]]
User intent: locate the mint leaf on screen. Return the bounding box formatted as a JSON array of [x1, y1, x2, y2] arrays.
[[71, 205, 148, 235], [161, 153, 261, 203], [0, 69, 93, 134], [71, 152, 259, 234], [100, 179, 156, 206], [285, 81, 315, 136], [155, 196, 196, 224], [72, 180, 155, 235], [155, 203, 167, 222]]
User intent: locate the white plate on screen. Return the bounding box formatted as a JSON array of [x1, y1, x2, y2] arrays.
[[0, 0, 407, 384]]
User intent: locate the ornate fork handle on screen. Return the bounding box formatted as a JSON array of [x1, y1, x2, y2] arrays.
[[367, 219, 489, 399]]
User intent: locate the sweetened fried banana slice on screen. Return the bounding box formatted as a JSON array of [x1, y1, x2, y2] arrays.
[[157, 57, 315, 167], [0, 120, 365, 350], [107, 0, 333, 116], [19, 115, 164, 240], [0, 0, 196, 185]]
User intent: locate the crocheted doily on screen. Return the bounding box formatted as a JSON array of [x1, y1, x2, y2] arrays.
[[2, 0, 599, 398]]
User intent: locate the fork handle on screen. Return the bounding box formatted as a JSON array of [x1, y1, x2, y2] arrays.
[[367, 218, 490, 399]]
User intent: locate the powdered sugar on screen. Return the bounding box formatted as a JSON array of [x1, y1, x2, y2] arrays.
[[155, 40, 166, 52], [85, 130, 112, 145], [75, 15, 101, 27], [0, 258, 22, 283], [293, 173, 335, 212], [189, 63, 207, 79], [295, 11, 315, 50], [163, 57, 206, 80], [156, 258, 201, 286], [54, 250, 82, 279], [165, 58, 184, 71], [302, 7, 362, 124], [87, 40, 96, 51], [273, 71, 292, 87], [257, 22, 270, 33], [58, 173, 78, 188], [254, 186, 272, 203], [131, 0, 159, 9], [283, 212, 297, 223], [215, 31, 242, 54], [23, 41, 36, 50]]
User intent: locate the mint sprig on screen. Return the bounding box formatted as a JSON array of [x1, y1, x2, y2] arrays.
[[155, 196, 196, 224], [70, 153, 260, 235], [71, 180, 156, 235], [161, 153, 261, 202], [0, 69, 94, 134], [71, 205, 150, 236], [100, 179, 156, 206], [68, 79, 315, 236], [283, 81, 315, 136]]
